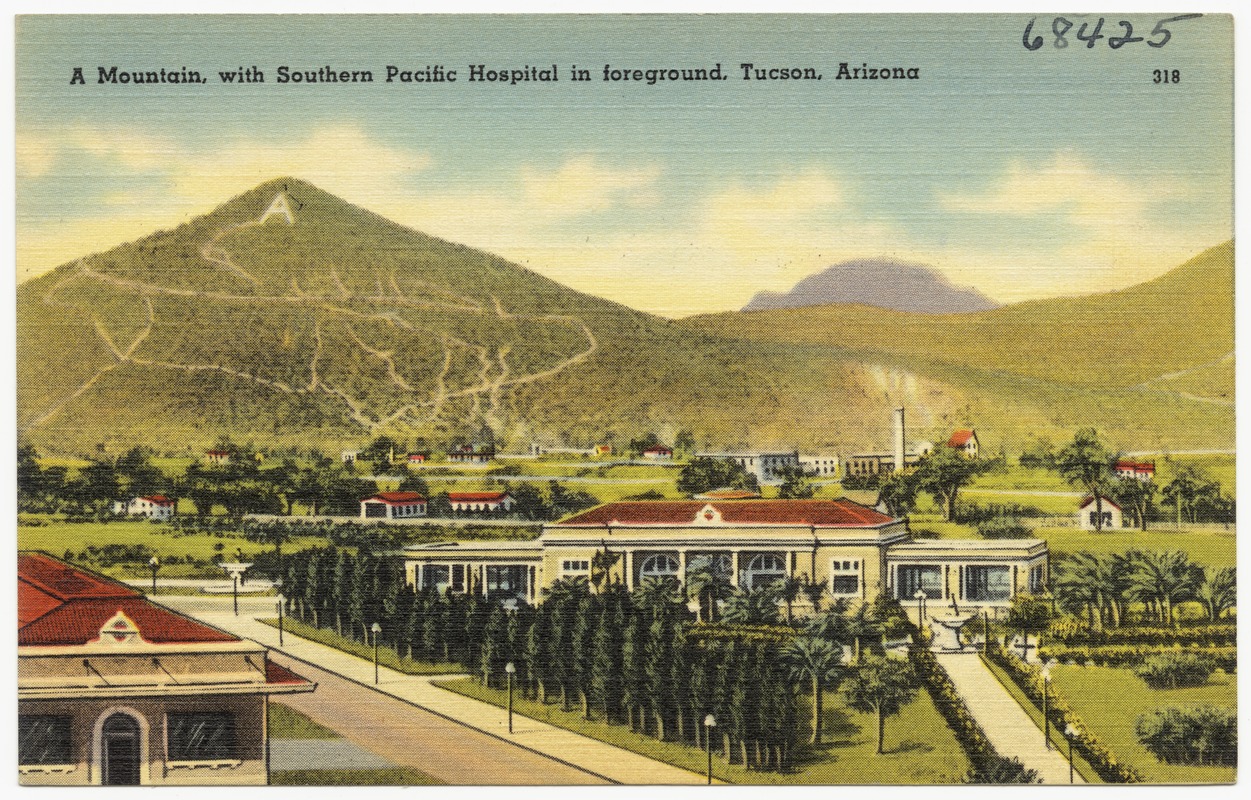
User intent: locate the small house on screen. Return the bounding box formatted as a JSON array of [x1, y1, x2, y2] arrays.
[[946, 429, 980, 458], [1114, 459, 1155, 482], [360, 491, 428, 520], [112, 495, 175, 521], [642, 444, 674, 460], [1078, 496, 1122, 530]]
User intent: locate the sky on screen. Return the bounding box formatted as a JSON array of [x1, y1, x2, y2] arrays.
[[14, 12, 1234, 317]]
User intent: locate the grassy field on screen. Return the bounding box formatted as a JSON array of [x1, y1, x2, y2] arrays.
[[437, 676, 971, 784], [269, 701, 339, 739], [259, 617, 463, 675], [1048, 665, 1237, 784]]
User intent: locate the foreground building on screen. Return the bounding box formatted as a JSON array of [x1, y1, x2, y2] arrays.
[[18, 553, 314, 786], [404, 499, 1048, 613]]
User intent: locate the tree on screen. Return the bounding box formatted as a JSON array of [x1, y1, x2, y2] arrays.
[[1129, 550, 1201, 626], [590, 547, 622, 593], [1195, 566, 1236, 622], [842, 655, 919, 754], [676, 457, 758, 496], [721, 585, 782, 625], [878, 470, 920, 518], [673, 429, 696, 459], [914, 445, 984, 521], [1113, 476, 1157, 531], [1055, 429, 1113, 531], [781, 636, 843, 744], [773, 575, 803, 626], [632, 577, 682, 621], [1004, 594, 1053, 659], [683, 555, 734, 623], [776, 463, 815, 499]]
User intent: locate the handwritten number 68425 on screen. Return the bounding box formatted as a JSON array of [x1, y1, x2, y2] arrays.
[[1022, 14, 1201, 51]]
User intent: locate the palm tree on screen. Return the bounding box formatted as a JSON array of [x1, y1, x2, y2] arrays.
[[721, 585, 782, 625], [804, 598, 853, 643], [683, 557, 734, 623], [773, 575, 803, 626], [543, 575, 591, 605], [1130, 550, 1201, 626], [842, 654, 919, 754], [1195, 566, 1236, 622], [632, 576, 682, 621], [781, 636, 844, 744], [801, 577, 829, 615]]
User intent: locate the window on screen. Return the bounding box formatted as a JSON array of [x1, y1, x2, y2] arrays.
[[166, 712, 237, 761], [964, 566, 1012, 602], [830, 558, 861, 597], [561, 559, 590, 577], [1029, 564, 1046, 592], [896, 565, 943, 600], [639, 553, 680, 582], [421, 564, 450, 592], [19, 715, 72, 765], [451, 564, 465, 593], [742, 553, 787, 591], [486, 565, 528, 597]]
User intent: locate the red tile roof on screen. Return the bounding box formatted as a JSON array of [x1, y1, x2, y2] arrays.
[[1115, 459, 1155, 473], [449, 491, 510, 502], [643, 445, 673, 453], [18, 553, 238, 647], [266, 660, 313, 686], [555, 499, 896, 528], [1079, 495, 1122, 512], [365, 491, 426, 504], [140, 495, 175, 505], [947, 429, 976, 447]]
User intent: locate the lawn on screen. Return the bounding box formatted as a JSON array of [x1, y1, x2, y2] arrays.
[[16, 517, 325, 578], [269, 701, 339, 739], [437, 676, 971, 784], [1048, 664, 1236, 784], [258, 617, 464, 675]]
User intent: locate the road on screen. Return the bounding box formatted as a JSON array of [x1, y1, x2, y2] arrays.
[[267, 652, 605, 785]]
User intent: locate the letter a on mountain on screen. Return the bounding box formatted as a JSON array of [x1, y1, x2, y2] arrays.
[[260, 192, 295, 225]]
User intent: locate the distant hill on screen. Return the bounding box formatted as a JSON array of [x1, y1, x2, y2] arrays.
[[16, 178, 1233, 457], [743, 258, 999, 313]]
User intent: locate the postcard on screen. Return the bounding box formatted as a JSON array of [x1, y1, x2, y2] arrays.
[[15, 12, 1235, 787]]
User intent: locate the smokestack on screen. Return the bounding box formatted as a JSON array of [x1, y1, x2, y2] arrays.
[[893, 407, 905, 472]]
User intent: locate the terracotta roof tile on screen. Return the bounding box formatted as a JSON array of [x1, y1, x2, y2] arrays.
[[555, 499, 895, 528], [947, 429, 976, 447], [449, 491, 510, 502], [366, 491, 426, 504]]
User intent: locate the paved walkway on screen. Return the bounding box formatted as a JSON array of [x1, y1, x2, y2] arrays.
[[271, 739, 395, 771], [936, 653, 1083, 784], [160, 596, 710, 785]]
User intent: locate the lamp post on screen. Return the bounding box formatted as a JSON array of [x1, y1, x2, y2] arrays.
[[1064, 723, 1080, 784], [276, 593, 286, 647], [505, 661, 516, 733], [371, 622, 382, 684], [1040, 664, 1051, 750], [914, 590, 926, 639], [148, 556, 160, 595], [703, 714, 717, 784]]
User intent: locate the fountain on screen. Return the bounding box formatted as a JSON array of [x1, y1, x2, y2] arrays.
[[928, 613, 978, 652]]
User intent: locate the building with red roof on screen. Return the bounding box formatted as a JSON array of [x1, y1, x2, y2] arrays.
[[946, 428, 980, 458], [641, 444, 674, 460], [403, 499, 1047, 616], [360, 490, 427, 520], [18, 553, 314, 786], [1078, 495, 1123, 530], [448, 490, 514, 513], [1114, 459, 1155, 482]]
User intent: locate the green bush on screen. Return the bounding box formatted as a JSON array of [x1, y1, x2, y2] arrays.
[[1135, 706, 1237, 766], [1048, 621, 1236, 648], [1133, 652, 1217, 689], [1038, 644, 1236, 673], [976, 516, 1031, 539]]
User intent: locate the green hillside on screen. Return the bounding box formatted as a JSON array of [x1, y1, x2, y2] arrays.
[[681, 242, 1234, 451], [17, 179, 1233, 456]]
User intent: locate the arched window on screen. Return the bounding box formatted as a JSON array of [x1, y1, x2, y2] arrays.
[[742, 553, 787, 590], [639, 553, 680, 582]]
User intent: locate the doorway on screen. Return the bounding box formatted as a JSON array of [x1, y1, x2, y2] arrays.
[[101, 713, 141, 785]]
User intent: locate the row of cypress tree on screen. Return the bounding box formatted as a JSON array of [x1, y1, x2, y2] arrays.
[[279, 546, 800, 771]]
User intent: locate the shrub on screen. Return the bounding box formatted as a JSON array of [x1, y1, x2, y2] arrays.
[[1038, 644, 1236, 673], [1048, 622, 1237, 648], [976, 515, 1031, 539], [1133, 652, 1217, 689], [1135, 706, 1237, 766]]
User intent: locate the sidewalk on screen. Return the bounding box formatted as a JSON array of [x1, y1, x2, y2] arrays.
[[936, 652, 1084, 784], [159, 596, 710, 785]]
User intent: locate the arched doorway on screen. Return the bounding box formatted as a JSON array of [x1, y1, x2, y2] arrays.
[[101, 713, 141, 785]]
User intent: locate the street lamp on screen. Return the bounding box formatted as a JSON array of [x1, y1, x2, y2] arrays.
[[148, 556, 160, 595], [371, 622, 382, 684], [276, 593, 286, 647], [914, 589, 926, 637], [703, 714, 717, 784], [1064, 723, 1080, 784], [504, 661, 517, 733], [1040, 663, 1051, 750]]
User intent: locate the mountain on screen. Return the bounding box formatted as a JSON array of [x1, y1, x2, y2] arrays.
[[743, 258, 999, 313], [16, 178, 1233, 457]]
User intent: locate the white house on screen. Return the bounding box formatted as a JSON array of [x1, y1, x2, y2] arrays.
[[448, 491, 514, 513], [204, 450, 230, 466], [360, 491, 427, 520], [1078, 496, 1122, 530], [695, 451, 801, 485], [111, 495, 175, 521], [340, 450, 359, 465], [448, 445, 494, 464], [799, 454, 840, 478], [642, 444, 674, 460], [1114, 459, 1155, 482]]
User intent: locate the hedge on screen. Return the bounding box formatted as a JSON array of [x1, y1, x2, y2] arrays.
[[1037, 644, 1236, 673], [1046, 620, 1236, 648], [986, 643, 1144, 783]]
